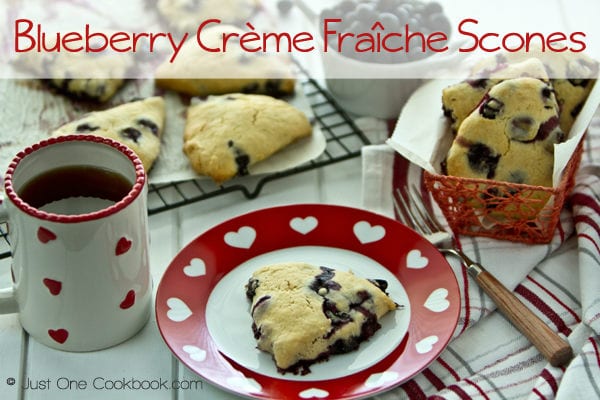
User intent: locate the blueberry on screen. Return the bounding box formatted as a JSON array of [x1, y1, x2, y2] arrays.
[[277, 0, 293, 14], [424, 1, 443, 15], [75, 123, 100, 132], [541, 85, 554, 100], [264, 79, 285, 96], [338, 0, 359, 14], [467, 78, 489, 89], [227, 140, 250, 176], [570, 101, 584, 118], [395, 6, 410, 23], [467, 142, 500, 179], [428, 13, 452, 35], [120, 127, 142, 143], [567, 79, 589, 87], [479, 97, 504, 119], [241, 82, 260, 93], [379, 12, 401, 31], [356, 2, 377, 20], [376, 0, 400, 12], [509, 116, 535, 141], [137, 118, 159, 136], [245, 278, 259, 299], [507, 171, 526, 184]]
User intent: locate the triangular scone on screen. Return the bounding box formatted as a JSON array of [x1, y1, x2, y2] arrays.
[[13, 30, 133, 102], [51, 97, 165, 172], [245, 262, 398, 375], [155, 24, 295, 97], [183, 93, 312, 183]]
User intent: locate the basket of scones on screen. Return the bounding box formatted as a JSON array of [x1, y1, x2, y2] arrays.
[[388, 51, 599, 244]]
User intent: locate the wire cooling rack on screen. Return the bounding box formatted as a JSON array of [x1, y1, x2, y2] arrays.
[[0, 75, 370, 260]]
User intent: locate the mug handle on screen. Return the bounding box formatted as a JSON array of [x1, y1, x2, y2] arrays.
[[0, 193, 17, 314]]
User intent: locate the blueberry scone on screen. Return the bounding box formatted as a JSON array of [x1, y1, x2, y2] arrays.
[[245, 262, 398, 375], [462, 51, 597, 133], [442, 58, 549, 133], [155, 24, 295, 97], [14, 33, 133, 102], [51, 97, 166, 171], [183, 93, 312, 183], [157, 0, 259, 33], [446, 78, 564, 187]]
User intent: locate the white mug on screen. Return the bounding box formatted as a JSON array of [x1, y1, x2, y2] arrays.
[[0, 135, 152, 351]]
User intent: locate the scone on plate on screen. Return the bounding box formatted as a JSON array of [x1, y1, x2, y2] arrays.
[[51, 97, 166, 172], [155, 24, 296, 97], [245, 262, 398, 375], [446, 77, 564, 187], [183, 93, 312, 183]]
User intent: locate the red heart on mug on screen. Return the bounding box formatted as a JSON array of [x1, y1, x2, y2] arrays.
[[115, 237, 132, 256], [119, 290, 136, 309], [43, 278, 62, 295], [48, 329, 69, 344], [37, 227, 57, 243]]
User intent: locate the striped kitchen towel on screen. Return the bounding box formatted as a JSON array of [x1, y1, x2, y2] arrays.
[[361, 111, 600, 399]]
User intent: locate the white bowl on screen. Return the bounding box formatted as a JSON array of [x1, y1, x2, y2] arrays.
[[321, 42, 465, 119]]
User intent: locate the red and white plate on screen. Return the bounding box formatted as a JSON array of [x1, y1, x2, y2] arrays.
[[155, 204, 460, 399]]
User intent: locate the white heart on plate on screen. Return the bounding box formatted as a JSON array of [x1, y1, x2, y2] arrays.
[[406, 249, 429, 269], [290, 216, 318, 235], [183, 258, 206, 277], [364, 371, 399, 388], [182, 345, 206, 362], [166, 297, 192, 322], [424, 288, 450, 312], [227, 376, 262, 393], [224, 226, 256, 249], [353, 221, 386, 244], [299, 388, 329, 399], [415, 335, 439, 354]]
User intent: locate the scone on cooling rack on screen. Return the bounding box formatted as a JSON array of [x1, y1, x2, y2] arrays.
[[245, 262, 398, 375], [183, 93, 312, 184], [51, 97, 166, 172], [155, 24, 296, 97]]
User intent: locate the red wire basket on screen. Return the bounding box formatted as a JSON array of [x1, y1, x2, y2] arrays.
[[424, 140, 583, 244]]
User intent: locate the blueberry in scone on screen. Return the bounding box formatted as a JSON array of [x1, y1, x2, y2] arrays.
[[45, 79, 127, 103], [183, 93, 312, 183], [245, 262, 398, 375], [446, 77, 564, 188], [51, 97, 165, 171], [155, 24, 296, 97]]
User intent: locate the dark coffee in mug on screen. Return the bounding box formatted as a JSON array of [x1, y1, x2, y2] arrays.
[[18, 165, 133, 214]]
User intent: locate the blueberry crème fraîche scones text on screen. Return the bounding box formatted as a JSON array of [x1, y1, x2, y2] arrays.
[[245, 262, 398, 375]]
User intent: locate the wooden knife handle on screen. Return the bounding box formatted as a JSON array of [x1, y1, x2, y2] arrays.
[[474, 269, 573, 367]]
